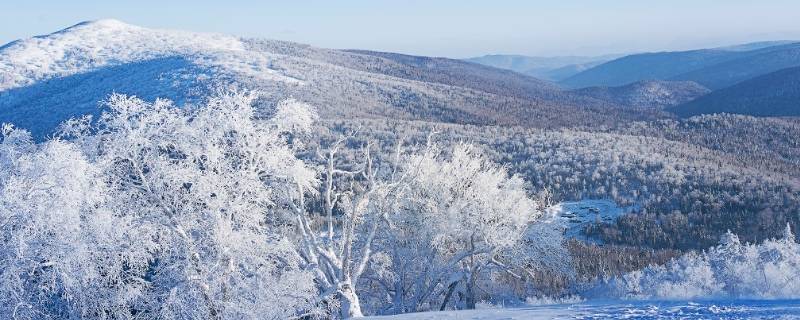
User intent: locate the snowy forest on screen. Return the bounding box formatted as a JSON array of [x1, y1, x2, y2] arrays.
[[2, 92, 799, 319], [0, 93, 541, 318], [2, 14, 800, 319]]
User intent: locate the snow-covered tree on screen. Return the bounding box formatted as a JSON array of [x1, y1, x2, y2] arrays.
[[0, 126, 146, 319], [365, 142, 540, 313], [0, 92, 322, 319], [79, 92, 319, 319], [283, 132, 403, 318], [600, 225, 800, 300]]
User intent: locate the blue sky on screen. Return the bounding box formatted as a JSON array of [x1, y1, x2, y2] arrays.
[[3, 0, 800, 58]]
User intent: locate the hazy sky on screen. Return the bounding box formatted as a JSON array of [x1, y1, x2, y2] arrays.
[[3, 0, 800, 58]]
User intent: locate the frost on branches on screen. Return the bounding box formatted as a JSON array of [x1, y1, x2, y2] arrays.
[[0, 91, 551, 319], [357, 143, 541, 314], [0, 93, 319, 319], [600, 225, 800, 300]]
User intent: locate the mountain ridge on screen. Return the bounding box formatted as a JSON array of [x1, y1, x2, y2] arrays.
[[0, 20, 661, 139], [560, 41, 800, 89], [464, 53, 621, 81], [670, 66, 800, 117], [573, 80, 710, 109]]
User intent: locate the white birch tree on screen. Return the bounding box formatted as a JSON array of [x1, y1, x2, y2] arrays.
[[284, 133, 404, 318]]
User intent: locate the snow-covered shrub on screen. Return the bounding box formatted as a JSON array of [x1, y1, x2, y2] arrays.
[[599, 225, 800, 300]]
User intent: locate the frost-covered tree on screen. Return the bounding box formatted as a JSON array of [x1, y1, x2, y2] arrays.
[[284, 136, 543, 317], [0, 125, 146, 319], [364, 143, 540, 313], [599, 225, 800, 300], [283, 133, 401, 318], [78, 92, 319, 319], [0, 92, 322, 319]]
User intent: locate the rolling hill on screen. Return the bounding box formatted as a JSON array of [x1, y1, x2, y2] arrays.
[[560, 41, 800, 89], [572, 80, 710, 109], [0, 19, 658, 139], [559, 49, 739, 88], [670, 66, 800, 117], [464, 54, 619, 81], [670, 43, 800, 89]]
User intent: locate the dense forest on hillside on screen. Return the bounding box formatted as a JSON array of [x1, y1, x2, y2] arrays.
[[316, 116, 800, 251]]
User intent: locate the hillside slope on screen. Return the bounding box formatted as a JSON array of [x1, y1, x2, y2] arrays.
[[670, 43, 800, 89], [345, 49, 616, 106], [0, 20, 659, 139], [559, 49, 738, 88], [573, 80, 709, 109], [323, 114, 800, 250], [670, 66, 800, 117], [560, 42, 800, 89], [464, 54, 618, 81]]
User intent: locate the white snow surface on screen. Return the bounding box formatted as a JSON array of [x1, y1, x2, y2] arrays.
[[364, 300, 800, 319], [0, 19, 267, 91], [0, 19, 311, 138]]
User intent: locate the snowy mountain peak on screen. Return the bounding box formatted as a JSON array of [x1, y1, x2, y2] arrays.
[[59, 19, 141, 33], [0, 19, 246, 91], [0, 20, 310, 138]]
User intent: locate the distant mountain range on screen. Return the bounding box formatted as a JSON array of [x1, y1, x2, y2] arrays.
[[464, 54, 621, 81], [560, 41, 800, 89], [2, 20, 799, 137], [670, 43, 800, 89], [671, 66, 800, 117], [716, 40, 798, 52], [465, 41, 800, 119]]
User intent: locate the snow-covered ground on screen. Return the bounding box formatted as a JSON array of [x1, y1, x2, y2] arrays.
[[364, 300, 800, 319]]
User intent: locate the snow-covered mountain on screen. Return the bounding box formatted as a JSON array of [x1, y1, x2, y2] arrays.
[[0, 19, 299, 137], [572, 80, 710, 109], [0, 19, 255, 91], [0, 19, 657, 139], [560, 41, 800, 89]]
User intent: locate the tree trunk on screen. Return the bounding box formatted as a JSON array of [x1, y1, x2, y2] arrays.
[[338, 282, 364, 318], [439, 280, 458, 311], [464, 271, 478, 310], [392, 280, 406, 314]]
